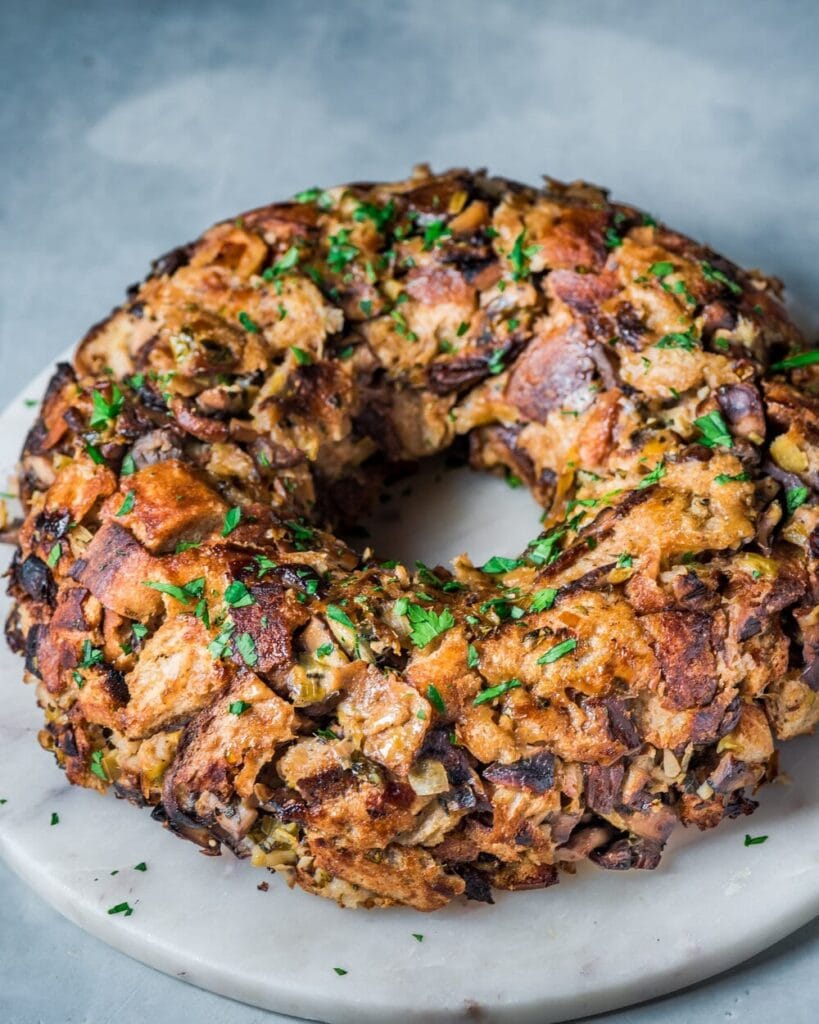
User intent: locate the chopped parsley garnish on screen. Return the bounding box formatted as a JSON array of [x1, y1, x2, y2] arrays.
[[616, 553, 634, 569], [422, 219, 452, 250], [715, 471, 750, 485], [786, 486, 809, 514], [263, 245, 300, 280], [238, 311, 260, 333], [526, 530, 565, 566], [85, 442, 106, 465], [506, 473, 523, 489], [208, 619, 236, 659], [315, 642, 334, 659], [655, 328, 698, 351], [537, 637, 577, 664], [354, 199, 395, 232], [406, 603, 455, 648], [426, 684, 445, 714], [50, 812, 59, 826], [294, 187, 333, 208], [359, 299, 373, 316], [637, 461, 667, 489], [412, 933, 424, 943], [456, 321, 469, 337], [224, 580, 255, 607], [479, 597, 524, 620], [291, 346, 312, 366], [701, 260, 742, 295], [333, 968, 348, 976], [467, 643, 480, 669], [46, 542, 61, 568], [221, 506, 242, 536], [121, 453, 136, 475], [236, 633, 258, 667], [327, 229, 359, 272], [132, 622, 148, 642], [694, 410, 733, 448], [603, 227, 622, 249], [315, 727, 340, 741], [254, 554, 278, 577], [508, 230, 540, 280], [327, 604, 355, 630], [143, 577, 205, 605], [134, 862, 147, 872], [90, 750, 108, 781], [287, 518, 315, 549], [770, 350, 819, 372], [480, 555, 523, 574], [115, 491, 135, 517], [79, 640, 103, 669], [228, 700, 252, 716], [175, 539, 201, 553], [107, 902, 133, 917], [649, 261, 675, 278], [473, 678, 522, 706], [486, 349, 506, 375], [530, 587, 557, 612], [89, 385, 125, 429], [744, 833, 768, 846]]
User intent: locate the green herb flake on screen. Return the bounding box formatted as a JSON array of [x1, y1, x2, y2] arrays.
[[694, 410, 733, 449], [228, 699, 252, 716], [316, 642, 334, 659], [291, 346, 312, 366], [786, 486, 809, 514], [604, 227, 622, 249], [327, 229, 359, 273], [467, 643, 480, 669], [327, 604, 355, 631], [221, 506, 242, 537], [530, 587, 557, 613], [134, 862, 147, 872], [649, 261, 675, 278], [46, 542, 62, 568], [480, 555, 523, 574], [89, 385, 125, 429], [90, 749, 108, 781], [115, 491, 135, 517], [771, 350, 819, 372], [208, 619, 236, 660], [50, 812, 59, 826], [333, 967, 348, 976], [406, 604, 455, 648], [120, 453, 136, 476], [236, 633, 258, 667], [508, 231, 541, 280], [637, 461, 667, 489], [422, 219, 452, 250], [426, 684, 445, 714], [701, 260, 742, 296], [85, 442, 106, 465], [79, 639, 104, 669], [744, 833, 768, 846], [354, 199, 395, 232], [264, 245, 300, 280], [107, 902, 134, 917], [224, 580, 255, 608], [143, 577, 205, 605], [655, 328, 698, 352], [473, 678, 522, 706], [359, 299, 373, 316], [238, 311, 260, 334], [412, 933, 424, 943], [616, 553, 634, 569], [715, 472, 750, 485], [537, 637, 577, 665]]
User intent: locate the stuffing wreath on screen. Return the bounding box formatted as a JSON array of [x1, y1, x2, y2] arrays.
[[7, 166, 819, 910]]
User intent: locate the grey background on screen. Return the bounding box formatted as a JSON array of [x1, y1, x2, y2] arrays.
[[1, 1, 818, 1021]]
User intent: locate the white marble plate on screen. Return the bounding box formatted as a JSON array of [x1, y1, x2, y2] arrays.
[[0, 359, 817, 1024]]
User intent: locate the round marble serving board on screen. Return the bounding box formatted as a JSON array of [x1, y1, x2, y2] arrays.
[[0, 359, 817, 1024]]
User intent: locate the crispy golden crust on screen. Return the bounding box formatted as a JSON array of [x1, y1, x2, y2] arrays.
[[7, 166, 819, 911]]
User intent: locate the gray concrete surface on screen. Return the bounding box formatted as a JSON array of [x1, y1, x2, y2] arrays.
[[1, 1, 817, 1021]]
